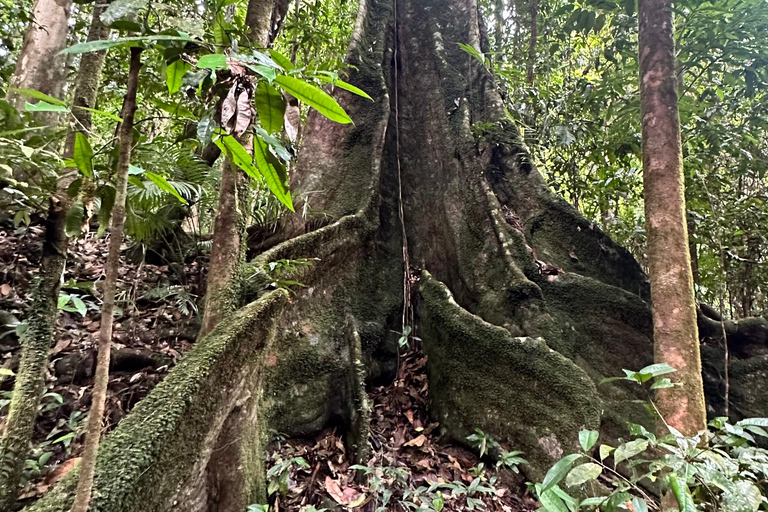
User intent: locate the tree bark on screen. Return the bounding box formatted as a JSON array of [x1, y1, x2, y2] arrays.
[[0, 5, 109, 508], [638, 0, 706, 435], [6, 0, 73, 120], [494, 0, 504, 67], [199, 0, 277, 337], [526, 0, 538, 84], [70, 47, 143, 512]]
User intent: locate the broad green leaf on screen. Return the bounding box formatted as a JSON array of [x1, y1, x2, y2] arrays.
[[73, 133, 94, 178], [457, 42, 485, 64], [651, 378, 675, 389], [143, 171, 188, 204], [253, 135, 293, 211], [166, 59, 190, 94], [254, 81, 285, 134], [551, 486, 577, 507], [197, 110, 218, 145], [632, 498, 649, 512], [537, 486, 570, 512], [565, 462, 602, 487], [0, 368, 14, 377], [541, 454, 581, 492], [744, 425, 768, 438], [248, 65, 277, 81], [70, 296, 87, 317], [215, 132, 293, 210], [668, 473, 696, 512], [58, 294, 70, 310], [20, 145, 35, 159], [269, 49, 294, 70], [73, 106, 123, 123], [255, 127, 291, 161], [64, 199, 85, 237], [251, 51, 280, 69], [722, 481, 761, 512], [25, 101, 69, 113], [579, 497, 608, 507], [613, 439, 648, 465], [214, 133, 259, 180], [638, 363, 676, 379], [579, 430, 598, 452], [197, 53, 228, 70], [61, 35, 194, 54], [274, 75, 352, 124], [737, 418, 768, 427], [212, 13, 230, 49], [9, 88, 67, 106], [316, 74, 373, 101], [599, 444, 614, 461]]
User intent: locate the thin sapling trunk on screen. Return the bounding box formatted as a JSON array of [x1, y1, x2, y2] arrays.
[[70, 46, 143, 512]]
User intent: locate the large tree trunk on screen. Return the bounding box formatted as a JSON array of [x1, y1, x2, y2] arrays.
[[20, 0, 768, 510], [0, 6, 109, 508], [6, 0, 73, 119], [638, 0, 706, 435]]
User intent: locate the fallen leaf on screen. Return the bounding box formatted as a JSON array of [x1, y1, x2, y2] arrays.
[[325, 476, 345, 504], [403, 434, 427, 447], [45, 457, 81, 486], [50, 338, 71, 355]]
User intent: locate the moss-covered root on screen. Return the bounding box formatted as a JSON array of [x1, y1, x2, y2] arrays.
[[23, 290, 289, 512], [346, 315, 372, 470], [417, 272, 601, 479]]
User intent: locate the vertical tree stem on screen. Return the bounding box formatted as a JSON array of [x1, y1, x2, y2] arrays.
[[638, 0, 706, 435], [70, 46, 143, 512]]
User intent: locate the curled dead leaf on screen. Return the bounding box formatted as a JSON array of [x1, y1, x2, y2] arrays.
[[403, 434, 427, 447]]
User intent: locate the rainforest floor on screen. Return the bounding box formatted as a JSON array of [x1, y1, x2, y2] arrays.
[[0, 221, 535, 511]]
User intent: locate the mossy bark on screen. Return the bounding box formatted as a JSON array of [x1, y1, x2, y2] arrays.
[[23, 290, 288, 512], [0, 6, 109, 507]]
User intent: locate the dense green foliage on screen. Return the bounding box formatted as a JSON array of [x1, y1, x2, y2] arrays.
[[535, 364, 768, 512]]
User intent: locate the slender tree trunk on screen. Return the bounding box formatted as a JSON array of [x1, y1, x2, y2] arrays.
[[638, 0, 706, 435], [246, 0, 275, 47], [494, 0, 504, 67], [6, 0, 73, 119], [526, 0, 537, 84], [290, 0, 300, 63], [200, 0, 276, 337], [70, 47, 143, 512], [0, 6, 109, 508]]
